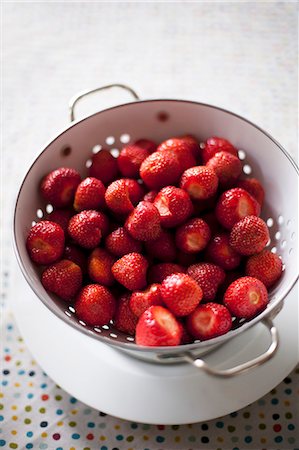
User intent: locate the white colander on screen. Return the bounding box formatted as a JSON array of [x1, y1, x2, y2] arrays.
[[13, 84, 298, 377]]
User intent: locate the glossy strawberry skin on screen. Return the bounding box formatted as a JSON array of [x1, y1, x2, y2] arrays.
[[223, 276, 269, 319], [202, 137, 238, 163], [205, 232, 241, 270], [229, 216, 269, 256], [206, 151, 242, 188], [180, 166, 218, 200], [125, 201, 162, 241], [89, 149, 119, 185], [74, 177, 106, 211], [68, 210, 109, 249], [148, 263, 186, 284], [63, 244, 88, 273], [237, 178, 265, 206], [175, 218, 211, 253], [145, 229, 177, 262], [114, 293, 138, 335], [187, 303, 232, 340], [88, 248, 115, 286], [178, 135, 200, 159], [157, 138, 197, 172], [216, 188, 261, 230], [105, 178, 144, 216], [161, 273, 203, 317], [40, 167, 81, 208], [75, 284, 116, 326], [134, 138, 157, 153], [42, 259, 82, 300], [47, 208, 73, 233], [143, 190, 158, 203], [245, 249, 283, 288], [130, 284, 163, 318], [26, 220, 65, 265], [187, 262, 225, 301], [105, 227, 142, 257], [140, 150, 181, 190], [112, 252, 148, 291], [117, 145, 150, 178], [135, 306, 182, 346], [153, 186, 193, 228]]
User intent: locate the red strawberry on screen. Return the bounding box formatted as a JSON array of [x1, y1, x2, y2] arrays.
[[205, 232, 241, 270], [176, 250, 198, 267], [187, 303, 232, 340], [63, 244, 87, 273], [179, 321, 194, 344], [105, 178, 144, 216], [125, 201, 162, 241], [202, 137, 238, 163], [206, 151, 242, 188], [187, 263, 225, 301], [136, 306, 182, 346], [114, 293, 138, 335], [217, 270, 243, 300], [245, 249, 283, 288], [74, 177, 106, 211], [112, 252, 148, 290], [145, 229, 176, 262], [224, 276, 269, 319], [68, 210, 109, 249], [201, 212, 222, 236], [42, 260, 82, 300], [216, 188, 261, 229], [178, 135, 200, 159], [130, 283, 163, 317], [175, 218, 211, 253], [105, 226, 142, 256], [89, 149, 119, 185], [117, 145, 150, 178], [40, 167, 81, 208], [26, 220, 65, 265], [180, 166, 218, 200], [161, 273, 203, 316], [75, 284, 116, 326], [237, 178, 265, 206], [135, 138, 157, 153], [157, 138, 197, 172], [153, 186, 193, 228], [88, 248, 115, 286], [148, 263, 185, 284], [143, 190, 158, 203], [229, 216, 269, 256], [140, 150, 181, 190], [47, 208, 73, 233]]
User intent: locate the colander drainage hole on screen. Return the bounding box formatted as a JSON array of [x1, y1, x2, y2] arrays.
[[200, 142, 205, 149], [278, 215, 284, 225], [92, 145, 102, 154], [85, 159, 92, 168], [238, 150, 246, 160], [94, 327, 102, 333], [102, 325, 109, 330], [281, 240, 286, 249], [271, 247, 277, 254], [68, 306, 75, 313], [31, 221, 37, 227], [79, 320, 86, 326], [64, 310, 71, 317], [126, 336, 134, 342], [105, 136, 115, 145], [110, 333, 117, 338], [289, 248, 293, 255], [36, 208, 43, 219], [267, 218, 274, 227], [61, 146, 72, 157], [266, 238, 271, 247], [286, 219, 292, 228], [120, 133, 130, 144], [243, 164, 252, 175], [46, 204, 53, 214], [275, 231, 281, 240], [110, 148, 119, 157], [291, 232, 295, 240]]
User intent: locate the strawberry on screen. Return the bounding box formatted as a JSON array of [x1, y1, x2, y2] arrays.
[[63, 244, 87, 273], [125, 201, 162, 241], [175, 218, 211, 253], [187, 263, 225, 301], [134, 138, 157, 153], [180, 166, 218, 200], [114, 293, 138, 335], [217, 270, 242, 300], [135, 305, 182, 346], [245, 249, 283, 288], [46, 208, 73, 233], [206, 151, 242, 188], [73, 177, 106, 211], [229, 216, 269, 256], [26, 220, 65, 265], [89, 149, 119, 185], [41, 260, 82, 300], [105, 226, 142, 256], [161, 273, 203, 316], [187, 303, 232, 340], [117, 145, 150, 178], [145, 229, 177, 262], [153, 186, 193, 228], [157, 138, 197, 172], [205, 232, 241, 270], [176, 250, 198, 267], [75, 284, 116, 326], [237, 178, 265, 206], [40, 167, 81, 208], [112, 252, 148, 290], [178, 135, 200, 159], [143, 190, 158, 203], [130, 283, 163, 317], [88, 248, 115, 286], [105, 178, 144, 216], [201, 212, 222, 236], [216, 188, 261, 229], [68, 210, 109, 249], [140, 150, 181, 190], [148, 263, 185, 284], [202, 137, 238, 163], [224, 276, 269, 319]]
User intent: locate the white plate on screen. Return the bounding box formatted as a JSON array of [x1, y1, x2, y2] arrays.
[[12, 266, 298, 424]]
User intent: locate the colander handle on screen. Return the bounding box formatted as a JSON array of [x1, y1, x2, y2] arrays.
[[69, 84, 140, 122], [182, 318, 279, 377]]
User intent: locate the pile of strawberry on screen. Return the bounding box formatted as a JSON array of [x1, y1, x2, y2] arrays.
[[26, 136, 283, 346]]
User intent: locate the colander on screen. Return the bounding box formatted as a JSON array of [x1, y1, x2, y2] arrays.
[[13, 84, 298, 377]]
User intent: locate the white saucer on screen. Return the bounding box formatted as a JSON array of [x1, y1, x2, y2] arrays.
[[12, 266, 298, 424]]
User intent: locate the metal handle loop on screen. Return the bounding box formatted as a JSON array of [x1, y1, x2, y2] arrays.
[[69, 84, 140, 122], [183, 318, 279, 377]]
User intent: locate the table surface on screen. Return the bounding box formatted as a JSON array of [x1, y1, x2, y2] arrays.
[[1, 2, 298, 450]]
